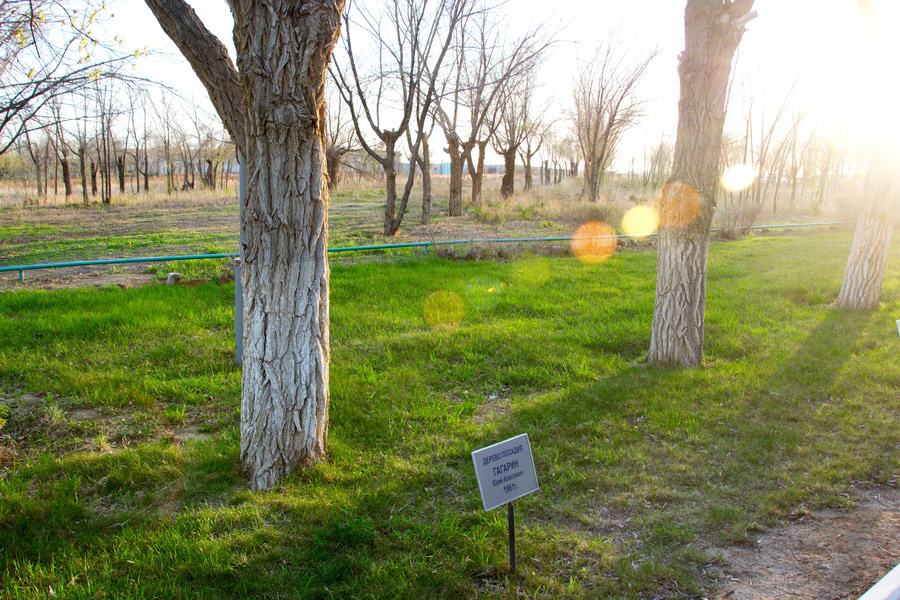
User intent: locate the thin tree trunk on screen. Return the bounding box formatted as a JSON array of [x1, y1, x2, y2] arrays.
[[500, 150, 515, 199], [447, 138, 463, 216], [117, 155, 126, 193], [522, 153, 533, 191], [383, 138, 398, 235], [649, 0, 754, 367], [61, 156, 72, 197], [470, 140, 487, 209], [326, 147, 342, 191], [33, 151, 45, 199], [90, 158, 98, 197], [144, 151, 150, 192], [419, 135, 431, 225], [78, 148, 88, 206], [814, 145, 833, 215]]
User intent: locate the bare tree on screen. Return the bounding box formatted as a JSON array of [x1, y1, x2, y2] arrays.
[[332, 0, 469, 235], [144, 0, 344, 490], [324, 82, 356, 191], [490, 82, 529, 200], [22, 129, 48, 199], [432, 8, 549, 213], [72, 97, 92, 205], [643, 137, 672, 188], [573, 39, 656, 203], [518, 98, 553, 192], [648, 0, 756, 367], [152, 92, 177, 195], [0, 1, 130, 154]]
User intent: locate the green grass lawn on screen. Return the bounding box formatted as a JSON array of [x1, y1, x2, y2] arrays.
[[0, 232, 898, 599]]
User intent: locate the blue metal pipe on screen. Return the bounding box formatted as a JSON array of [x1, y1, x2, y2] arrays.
[[0, 221, 849, 276]]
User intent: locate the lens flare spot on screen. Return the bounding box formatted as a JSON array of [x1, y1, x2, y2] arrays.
[[720, 164, 755, 192], [511, 260, 550, 287], [423, 290, 464, 329], [622, 205, 659, 238], [658, 181, 702, 229], [572, 221, 617, 263], [465, 276, 504, 311]]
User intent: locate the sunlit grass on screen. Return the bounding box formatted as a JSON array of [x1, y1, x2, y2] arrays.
[[0, 232, 897, 598]]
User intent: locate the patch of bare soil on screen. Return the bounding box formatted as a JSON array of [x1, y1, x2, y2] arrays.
[[710, 486, 900, 600], [0, 270, 157, 291], [171, 424, 211, 442]]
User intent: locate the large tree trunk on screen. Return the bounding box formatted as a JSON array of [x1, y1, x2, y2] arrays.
[[836, 146, 896, 309], [447, 138, 463, 217], [499, 150, 515, 199], [144, 0, 343, 491], [234, 1, 340, 490], [649, 0, 754, 367]]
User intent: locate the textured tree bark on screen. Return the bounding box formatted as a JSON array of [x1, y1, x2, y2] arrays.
[[836, 146, 896, 310], [648, 0, 754, 367], [145, 0, 344, 490]]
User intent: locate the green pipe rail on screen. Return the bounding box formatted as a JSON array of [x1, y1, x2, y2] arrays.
[[0, 221, 847, 282]]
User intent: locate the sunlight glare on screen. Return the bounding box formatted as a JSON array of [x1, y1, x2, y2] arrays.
[[572, 221, 617, 263], [511, 259, 550, 287], [621, 205, 659, 238], [720, 164, 756, 192], [657, 182, 702, 229]]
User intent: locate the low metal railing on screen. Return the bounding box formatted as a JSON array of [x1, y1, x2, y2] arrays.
[[0, 221, 848, 282]]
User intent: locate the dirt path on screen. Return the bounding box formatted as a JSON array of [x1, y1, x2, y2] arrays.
[[711, 486, 900, 600]]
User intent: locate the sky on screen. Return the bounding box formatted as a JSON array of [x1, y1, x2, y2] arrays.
[[104, 0, 894, 170]]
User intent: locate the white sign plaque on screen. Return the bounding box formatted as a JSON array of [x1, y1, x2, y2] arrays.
[[472, 434, 540, 511]]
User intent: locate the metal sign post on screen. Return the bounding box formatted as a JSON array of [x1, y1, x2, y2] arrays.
[[472, 434, 539, 575], [507, 501, 516, 575]]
